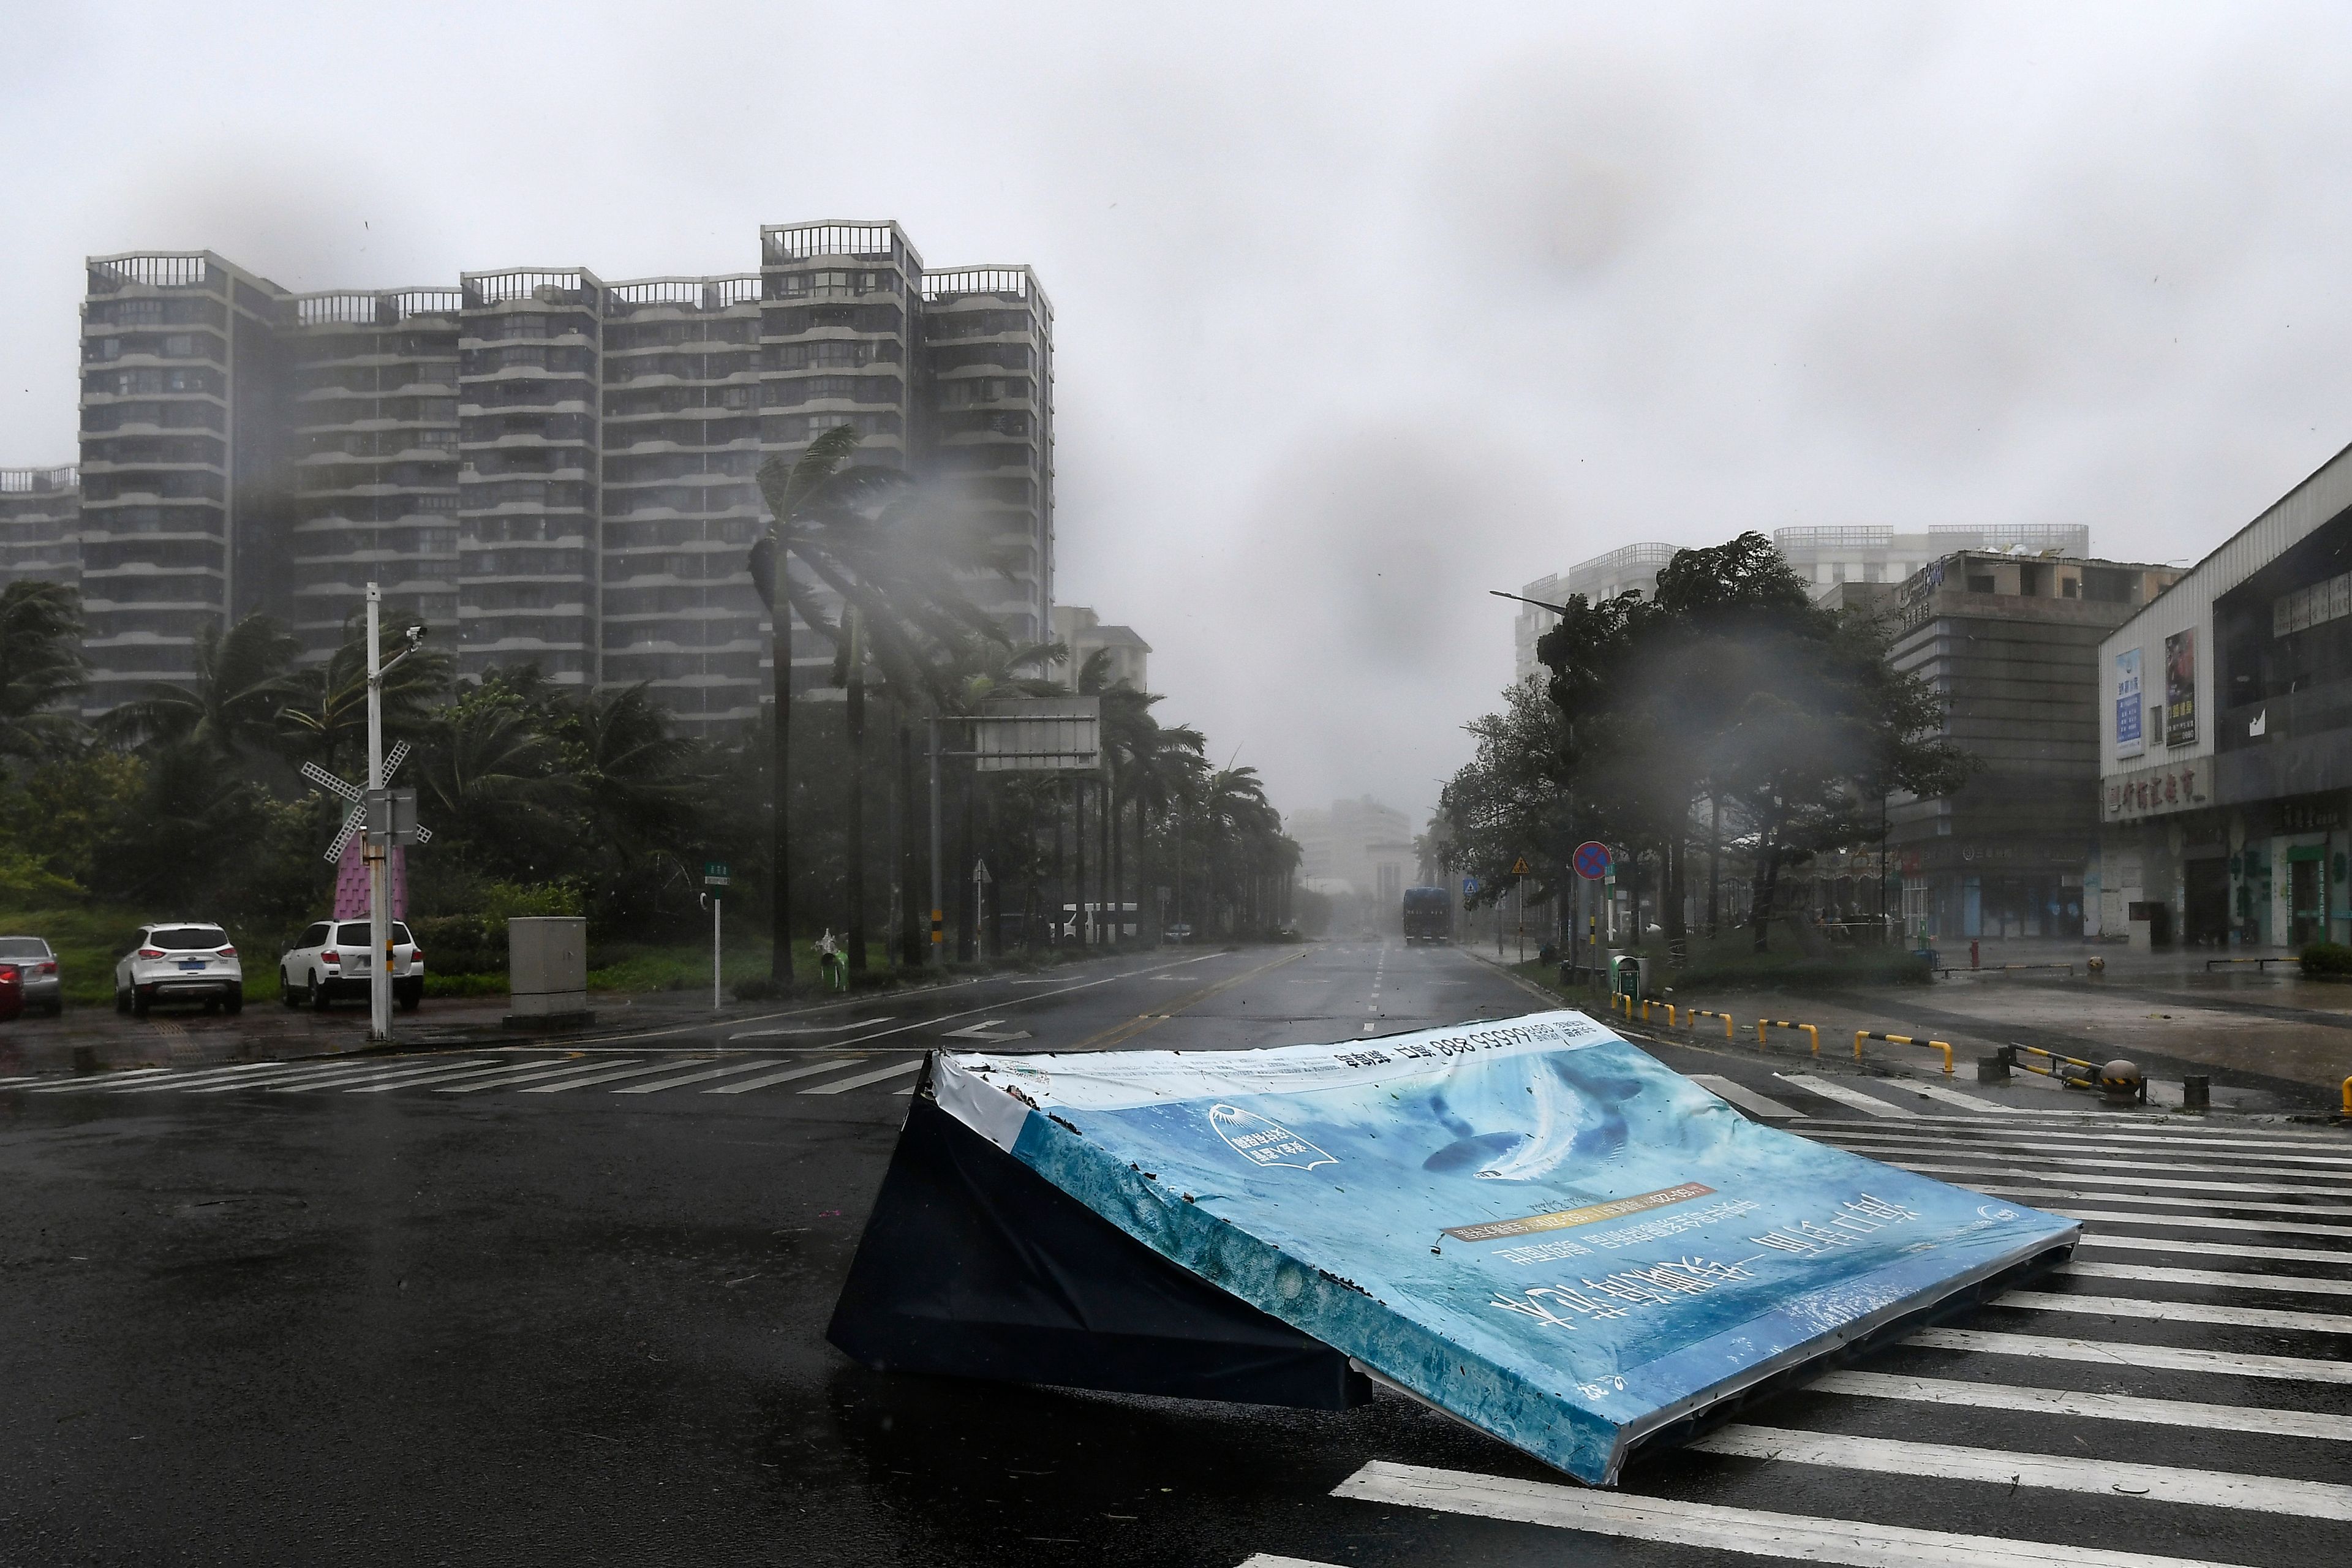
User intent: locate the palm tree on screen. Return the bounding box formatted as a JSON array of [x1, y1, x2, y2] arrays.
[[412, 688, 578, 876], [102, 612, 299, 760], [748, 428, 1011, 981], [0, 581, 88, 764], [274, 612, 454, 775]]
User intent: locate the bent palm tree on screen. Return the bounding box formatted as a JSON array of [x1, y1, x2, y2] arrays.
[[102, 612, 299, 760], [749, 428, 1012, 981]]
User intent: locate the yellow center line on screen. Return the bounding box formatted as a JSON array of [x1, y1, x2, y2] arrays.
[[1066, 947, 1313, 1052]]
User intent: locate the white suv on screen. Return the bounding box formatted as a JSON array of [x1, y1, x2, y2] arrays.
[[279, 919, 424, 1012], [115, 923, 244, 1017]]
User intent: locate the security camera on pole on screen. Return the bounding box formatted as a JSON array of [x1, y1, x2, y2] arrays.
[[360, 584, 429, 1042]]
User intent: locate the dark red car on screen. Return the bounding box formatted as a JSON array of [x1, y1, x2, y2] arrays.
[[0, 963, 22, 1023]]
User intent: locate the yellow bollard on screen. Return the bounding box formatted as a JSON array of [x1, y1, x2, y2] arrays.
[[1853, 1030, 1958, 1076], [1758, 1020, 1821, 1056], [2342, 1076, 2351, 1117]]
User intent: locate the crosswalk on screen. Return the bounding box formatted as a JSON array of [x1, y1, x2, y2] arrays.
[[1238, 1110, 2352, 1568], [1, 1049, 929, 1105]]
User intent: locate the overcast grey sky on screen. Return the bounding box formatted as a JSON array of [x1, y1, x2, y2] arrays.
[[7, 2, 2352, 832]]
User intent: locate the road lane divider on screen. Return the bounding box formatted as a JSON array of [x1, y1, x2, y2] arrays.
[[1065, 947, 1311, 1052]]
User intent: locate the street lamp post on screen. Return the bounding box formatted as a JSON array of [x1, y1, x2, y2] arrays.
[[361, 584, 428, 1044]]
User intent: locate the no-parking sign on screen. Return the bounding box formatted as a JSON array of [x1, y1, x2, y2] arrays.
[[1573, 841, 1613, 880]]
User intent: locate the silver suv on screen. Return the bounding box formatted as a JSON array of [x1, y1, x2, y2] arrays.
[[115, 923, 243, 1017], [0, 937, 61, 1015]]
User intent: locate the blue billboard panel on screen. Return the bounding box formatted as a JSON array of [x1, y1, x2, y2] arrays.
[[933, 1011, 2077, 1485]]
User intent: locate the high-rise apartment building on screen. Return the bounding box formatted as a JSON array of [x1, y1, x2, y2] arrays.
[[30, 223, 1054, 733], [0, 466, 79, 592], [1511, 527, 2096, 684]]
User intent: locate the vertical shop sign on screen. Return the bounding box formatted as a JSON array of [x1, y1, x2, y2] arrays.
[[2115, 648, 2144, 758], [2165, 629, 2197, 748]]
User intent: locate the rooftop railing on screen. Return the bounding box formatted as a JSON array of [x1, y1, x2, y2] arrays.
[[604, 276, 763, 315], [762, 222, 907, 265], [88, 254, 215, 292], [1929, 523, 2091, 550], [0, 466, 78, 493], [294, 288, 466, 327], [462, 270, 601, 309], [923, 267, 1031, 301], [1775, 526, 1894, 549]]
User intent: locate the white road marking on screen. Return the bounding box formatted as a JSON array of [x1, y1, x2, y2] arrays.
[[1808, 1121, 2352, 1152], [27, 1068, 180, 1093], [347, 1058, 578, 1093], [1333, 1459, 2250, 1568], [1999, 1289, 2352, 1333], [613, 1060, 788, 1095], [273, 1059, 499, 1093], [518, 1060, 739, 1093], [1893, 1081, 2021, 1114], [2043, 1205, 2352, 1239], [1975, 1185, 2352, 1221], [1235, 1557, 1344, 1568], [731, 1017, 894, 1039], [799, 1058, 924, 1095], [1905, 1327, 2352, 1384], [1830, 1131, 2352, 1168], [435, 1060, 628, 1094], [1689, 1074, 1807, 1119], [1813, 1368, 2352, 1439], [2063, 1259, 2352, 1297], [2078, 1232, 2352, 1265], [1819, 1139, 2352, 1185], [1775, 1073, 1920, 1118], [1877, 1160, 2352, 1200], [185, 1060, 397, 1093], [108, 1063, 286, 1093], [705, 1058, 863, 1095], [1694, 1423, 2352, 1520]]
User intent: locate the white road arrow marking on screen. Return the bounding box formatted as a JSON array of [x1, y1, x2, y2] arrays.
[[941, 1019, 1033, 1042]]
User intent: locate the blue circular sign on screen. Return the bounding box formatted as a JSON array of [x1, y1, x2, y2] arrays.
[[1574, 841, 1614, 880]]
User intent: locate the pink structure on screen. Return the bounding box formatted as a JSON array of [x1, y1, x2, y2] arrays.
[[331, 840, 407, 921]]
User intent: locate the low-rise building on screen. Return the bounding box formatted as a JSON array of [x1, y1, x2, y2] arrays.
[[2096, 441, 2352, 948], [1051, 605, 1150, 692], [1875, 551, 2180, 941], [0, 466, 79, 592]]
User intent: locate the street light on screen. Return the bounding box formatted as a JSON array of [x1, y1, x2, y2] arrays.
[[362, 587, 426, 1042]]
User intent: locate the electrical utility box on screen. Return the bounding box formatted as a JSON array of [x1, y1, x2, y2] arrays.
[[505, 916, 592, 1028]]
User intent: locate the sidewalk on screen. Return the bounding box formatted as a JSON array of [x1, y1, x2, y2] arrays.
[[1466, 943, 2351, 1117]]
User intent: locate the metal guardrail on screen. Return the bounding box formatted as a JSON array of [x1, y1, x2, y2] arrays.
[[1685, 1008, 1736, 1042], [1855, 1030, 1954, 1076], [2207, 956, 2295, 972], [1757, 1019, 1821, 1057], [1937, 962, 2075, 978]]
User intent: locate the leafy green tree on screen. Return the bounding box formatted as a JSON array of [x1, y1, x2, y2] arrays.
[[274, 612, 454, 774]]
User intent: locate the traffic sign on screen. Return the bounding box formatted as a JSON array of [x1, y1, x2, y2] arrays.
[[1574, 841, 1613, 880], [1461, 876, 1479, 898], [1510, 858, 1531, 876], [974, 858, 993, 885], [703, 861, 731, 886]]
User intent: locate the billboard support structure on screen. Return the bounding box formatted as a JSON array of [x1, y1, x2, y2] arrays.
[[925, 699, 1103, 966]]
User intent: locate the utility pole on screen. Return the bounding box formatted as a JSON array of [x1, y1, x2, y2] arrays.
[[364, 586, 391, 1042], [927, 717, 943, 965]]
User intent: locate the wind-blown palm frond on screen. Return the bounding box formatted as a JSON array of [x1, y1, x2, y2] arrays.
[[101, 612, 298, 758]]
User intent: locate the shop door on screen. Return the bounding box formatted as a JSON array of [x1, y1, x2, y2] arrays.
[[2184, 860, 2229, 947], [2291, 858, 2321, 946]]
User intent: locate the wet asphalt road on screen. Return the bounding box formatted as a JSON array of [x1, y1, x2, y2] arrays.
[[3, 941, 2347, 1567]]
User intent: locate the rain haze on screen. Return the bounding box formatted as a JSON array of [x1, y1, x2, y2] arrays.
[[7, 0, 2352, 831]]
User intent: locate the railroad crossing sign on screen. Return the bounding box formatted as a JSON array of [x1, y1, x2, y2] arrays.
[[302, 745, 432, 861], [1573, 840, 1614, 880]]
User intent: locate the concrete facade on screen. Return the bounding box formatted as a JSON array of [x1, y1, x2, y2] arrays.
[[2095, 440, 2352, 949], [1287, 796, 1414, 914], [1874, 551, 2180, 942], [0, 466, 79, 594], [1051, 605, 1150, 692], [44, 228, 1052, 733]]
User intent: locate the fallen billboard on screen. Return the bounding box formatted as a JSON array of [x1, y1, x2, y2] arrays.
[[829, 1009, 2078, 1485]]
